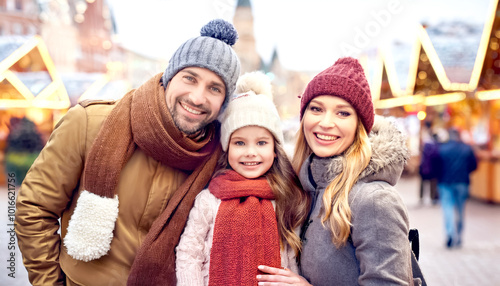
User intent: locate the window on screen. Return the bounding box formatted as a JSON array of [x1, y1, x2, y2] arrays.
[[14, 0, 21, 10]]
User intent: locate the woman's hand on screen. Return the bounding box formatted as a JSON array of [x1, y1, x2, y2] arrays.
[[256, 265, 312, 286]]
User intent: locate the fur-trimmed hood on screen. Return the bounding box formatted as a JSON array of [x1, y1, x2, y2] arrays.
[[308, 115, 410, 188]]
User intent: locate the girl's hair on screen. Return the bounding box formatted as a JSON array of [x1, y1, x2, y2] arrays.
[[292, 116, 372, 248], [214, 133, 310, 255]]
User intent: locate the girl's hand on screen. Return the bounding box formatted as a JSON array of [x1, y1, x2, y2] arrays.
[[256, 265, 312, 286]]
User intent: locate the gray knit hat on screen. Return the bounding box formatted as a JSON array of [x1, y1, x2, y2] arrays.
[[162, 19, 241, 104]]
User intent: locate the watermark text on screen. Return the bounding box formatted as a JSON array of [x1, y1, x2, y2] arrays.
[[6, 172, 16, 278], [340, 0, 404, 57]]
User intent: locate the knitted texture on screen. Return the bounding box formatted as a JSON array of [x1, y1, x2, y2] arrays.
[[300, 57, 374, 133], [64, 72, 221, 284], [124, 75, 221, 285], [219, 71, 283, 151], [82, 73, 219, 198], [208, 170, 281, 285], [162, 19, 241, 104], [219, 92, 284, 151], [175, 188, 300, 285]]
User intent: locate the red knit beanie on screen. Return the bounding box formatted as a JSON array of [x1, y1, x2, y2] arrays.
[[299, 57, 374, 133]]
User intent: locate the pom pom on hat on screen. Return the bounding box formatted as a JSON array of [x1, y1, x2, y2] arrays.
[[219, 72, 284, 151], [200, 19, 238, 46], [299, 57, 374, 133], [235, 71, 273, 100], [163, 19, 241, 102]]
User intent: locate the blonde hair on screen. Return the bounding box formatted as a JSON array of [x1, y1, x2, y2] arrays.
[[215, 135, 310, 255], [292, 117, 372, 247]]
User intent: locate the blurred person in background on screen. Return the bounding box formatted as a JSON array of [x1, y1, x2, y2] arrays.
[[15, 19, 241, 285], [437, 128, 477, 249], [418, 127, 441, 204]]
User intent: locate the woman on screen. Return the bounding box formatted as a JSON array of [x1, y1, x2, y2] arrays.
[[257, 57, 416, 285]]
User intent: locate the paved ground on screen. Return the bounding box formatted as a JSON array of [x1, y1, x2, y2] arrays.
[[397, 175, 500, 286], [1, 175, 500, 285]]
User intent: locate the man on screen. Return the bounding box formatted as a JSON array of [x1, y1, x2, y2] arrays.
[[437, 128, 477, 248], [15, 19, 241, 285], [419, 129, 441, 204]]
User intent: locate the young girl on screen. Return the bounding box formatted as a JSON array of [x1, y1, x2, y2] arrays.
[[175, 72, 309, 285], [257, 57, 421, 285]]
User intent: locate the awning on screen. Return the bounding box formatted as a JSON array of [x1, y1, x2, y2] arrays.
[[0, 35, 70, 110]]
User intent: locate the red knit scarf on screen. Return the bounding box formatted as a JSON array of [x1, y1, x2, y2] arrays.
[[208, 170, 281, 285], [80, 73, 221, 285]]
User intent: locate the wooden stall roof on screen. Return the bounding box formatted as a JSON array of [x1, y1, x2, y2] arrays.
[[0, 35, 70, 110]]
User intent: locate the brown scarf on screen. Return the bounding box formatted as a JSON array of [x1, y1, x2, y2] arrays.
[[208, 170, 282, 285], [81, 73, 220, 285]]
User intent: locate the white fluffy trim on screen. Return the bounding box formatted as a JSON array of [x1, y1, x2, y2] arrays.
[[64, 190, 119, 262]]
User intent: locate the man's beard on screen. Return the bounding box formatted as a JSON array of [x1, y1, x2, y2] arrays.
[[169, 98, 211, 135]]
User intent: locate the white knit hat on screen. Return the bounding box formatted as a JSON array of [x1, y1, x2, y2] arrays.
[[218, 71, 284, 151]]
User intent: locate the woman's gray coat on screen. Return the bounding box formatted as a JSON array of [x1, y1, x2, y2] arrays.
[[299, 116, 414, 285]]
